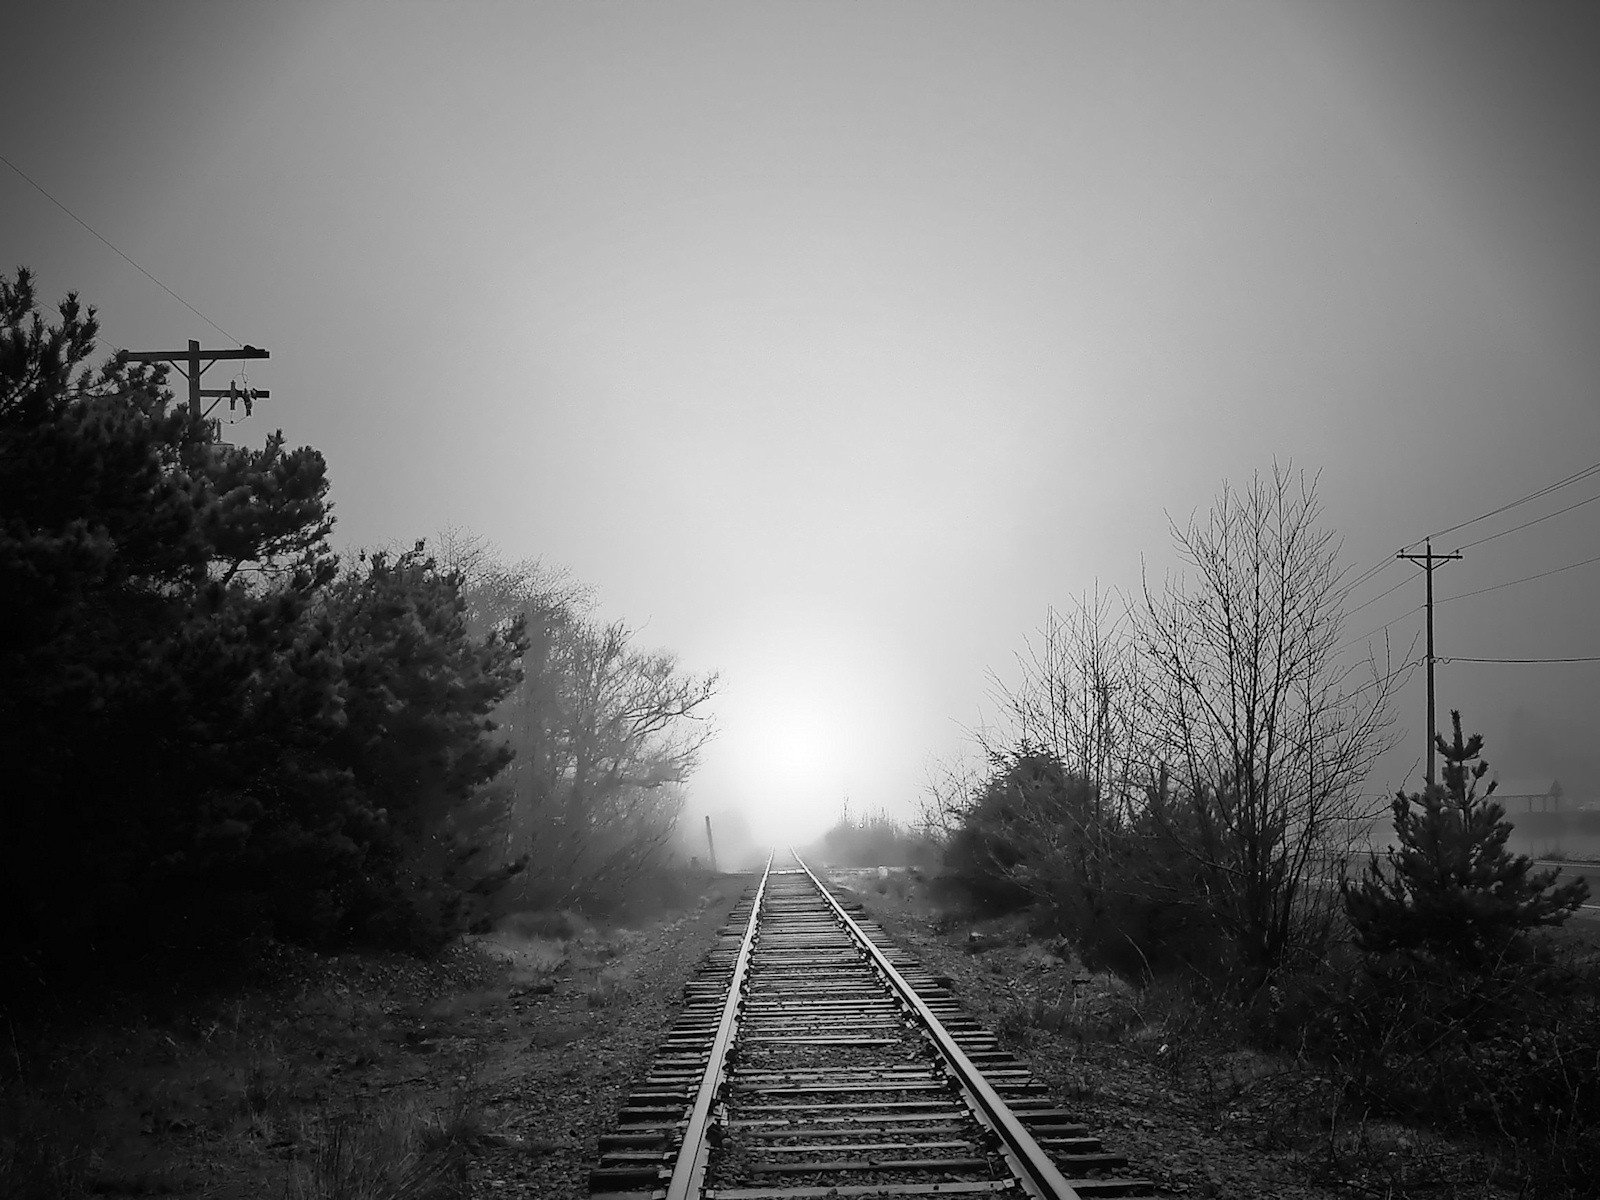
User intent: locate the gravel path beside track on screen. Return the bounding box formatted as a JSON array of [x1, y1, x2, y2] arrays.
[[467, 877, 753, 1199]]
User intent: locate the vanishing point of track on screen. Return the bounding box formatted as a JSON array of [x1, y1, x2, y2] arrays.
[[590, 855, 1159, 1200]]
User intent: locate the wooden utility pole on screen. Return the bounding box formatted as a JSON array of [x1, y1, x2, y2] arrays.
[[704, 815, 719, 873], [124, 340, 270, 418], [1397, 539, 1462, 786]]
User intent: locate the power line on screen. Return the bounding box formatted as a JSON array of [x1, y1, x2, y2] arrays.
[[1442, 655, 1600, 664], [1344, 634, 1424, 702], [1343, 571, 1412, 620], [1339, 554, 1399, 594], [1334, 556, 1402, 610], [1452, 489, 1600, 552], [0, 151, 239, 345], [1338, 603, 1424, 657], [1402, 459, 1600, 552], [1345, 665, 1419, 705], [1439, 551, 1600, 605]]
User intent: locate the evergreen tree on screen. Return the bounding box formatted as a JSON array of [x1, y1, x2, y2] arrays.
[[0, 269, 340, 967], [1, 269, 526, 976], [1342, 710, 1589, 967], [319, 544, 527, 946], [940, 746, 1082, 913]]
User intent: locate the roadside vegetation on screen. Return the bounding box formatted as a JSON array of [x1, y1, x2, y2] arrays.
[[801, 804, 939, 868], [1, 269, 718, 986], [921, 468, 1599, 1196], [0, 888, 743, 1200], [0, 272, 723, 1197]]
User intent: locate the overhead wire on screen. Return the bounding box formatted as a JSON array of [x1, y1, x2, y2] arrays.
[[1339, 553, 1399, 593], [1333, 556, 1401, 611], [1438, 551, 1600, 605], [1451, 489, 1600, 552], [1400, 458, 1600, 552], [1342, 571, 1413, 620], [1342, 629, 1425, 702], [1350, 658, 1423, 703], [1354, 461, 1600, 670], [0, 150, 240, 345], [1337, 603, 1424, 658], [1320, 543, 1418, 635], [1442, 655, 1600, 664]]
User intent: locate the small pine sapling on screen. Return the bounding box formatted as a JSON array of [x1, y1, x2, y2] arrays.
[[1342, 710, 1589, 968]]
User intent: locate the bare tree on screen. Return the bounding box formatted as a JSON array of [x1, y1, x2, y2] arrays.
[[989, 588, 1150, 824], [561, 619, 718, 823], [978, 588, 1152, 921], [1138, 466, 1397, 979], [918, 751, 987, 840], [448, 542, 719, 911]]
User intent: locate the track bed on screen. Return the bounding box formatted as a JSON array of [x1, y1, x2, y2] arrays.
[[590, 860, 1160, 1200]]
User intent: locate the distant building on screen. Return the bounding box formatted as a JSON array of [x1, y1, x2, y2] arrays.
[[1494, 778, 1564, 813]]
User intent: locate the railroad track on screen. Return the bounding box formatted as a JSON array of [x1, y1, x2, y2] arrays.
[[590, 855, 1159, 1200]]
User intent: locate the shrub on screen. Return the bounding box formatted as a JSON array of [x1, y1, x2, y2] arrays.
[[1316, 943, 1600, 1166], [805, 808, 938, 870]]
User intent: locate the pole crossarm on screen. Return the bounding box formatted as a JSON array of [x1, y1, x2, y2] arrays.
[[124, 340, 270, 416], [123, 346, 269, 364], [123, 347, 268, 376]]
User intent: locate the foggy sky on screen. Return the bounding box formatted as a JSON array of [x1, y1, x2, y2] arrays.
[[6, 2, 1600, 842]]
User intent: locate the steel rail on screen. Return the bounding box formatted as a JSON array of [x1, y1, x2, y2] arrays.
[[791, 853, 1087, 1200], [664, 853, 773, 1200]]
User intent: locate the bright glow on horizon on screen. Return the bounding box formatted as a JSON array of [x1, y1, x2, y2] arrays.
[[8, 3, 1600, 840]]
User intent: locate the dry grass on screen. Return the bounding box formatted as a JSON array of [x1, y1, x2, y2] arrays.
[[479, 909, 650, 1013], [285, 1090, 487, 1200], [0, 948, 501, 1199], [582, 965, 638, 1009], [494, 909, 593, 942], [2, 878, 745, 1200]]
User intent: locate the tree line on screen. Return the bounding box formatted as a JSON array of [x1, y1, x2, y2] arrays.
[[0, 270, 715, 993]]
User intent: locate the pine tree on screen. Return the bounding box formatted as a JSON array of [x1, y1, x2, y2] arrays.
[[1342, 710, 1589, 967], [0, 270, 525, 973]]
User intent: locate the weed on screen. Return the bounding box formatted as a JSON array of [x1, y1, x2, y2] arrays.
[[287, 1102, 466, 1200], [584, 966, 636, 1010], [992, 1002, 1034, 1048], [497, 909, 590, 942], [418, 1083, 491, 1152]]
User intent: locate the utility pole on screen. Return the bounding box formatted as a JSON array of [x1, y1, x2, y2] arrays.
[[1397, 539, 1462, 786], [703, 815, 719, 874], [124, 340, 270, 419]]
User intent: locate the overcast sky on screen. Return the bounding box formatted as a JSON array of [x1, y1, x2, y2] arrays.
[[6, 2, 1599, 843]]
